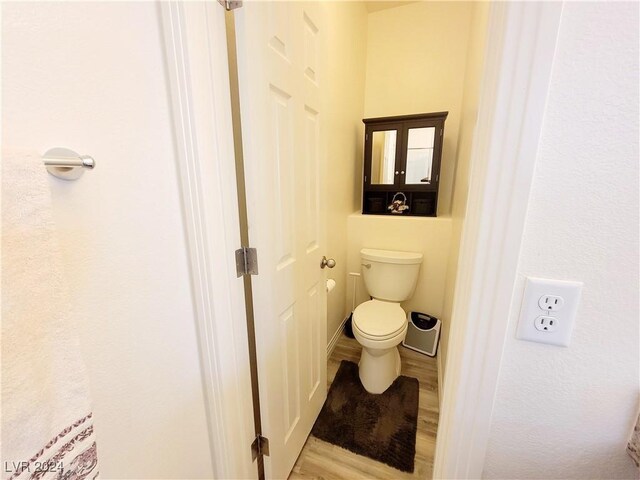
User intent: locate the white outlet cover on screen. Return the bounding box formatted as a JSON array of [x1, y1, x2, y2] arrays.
[[516, 277, 583, 347]]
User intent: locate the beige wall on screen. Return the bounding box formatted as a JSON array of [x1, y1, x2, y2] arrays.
[[346, 213, 452, 321], [324, 2, 369, 343], [363, 2, 474, 215], [439, 2, 489, 378], [332, 2, 488, 351], [483, 3, 639, 478]]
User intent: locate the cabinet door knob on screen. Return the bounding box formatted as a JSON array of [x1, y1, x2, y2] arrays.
[[401, 170, 405, 174], [395, 171, 399, 175]]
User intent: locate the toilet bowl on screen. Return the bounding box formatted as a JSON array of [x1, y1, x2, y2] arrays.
[[353, 299, 408, 393], [354, 248, 423, 394]]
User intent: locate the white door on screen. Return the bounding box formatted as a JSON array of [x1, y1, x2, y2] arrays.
[[234, 2, 328, 479]]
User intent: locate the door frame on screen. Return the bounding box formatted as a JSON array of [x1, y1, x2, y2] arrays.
[[160, 1, 564, 479], [433, 2, 563, 478], [160, 3, 256, 479]]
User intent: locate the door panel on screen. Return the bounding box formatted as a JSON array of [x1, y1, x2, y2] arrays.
[[235, 3, 327, 479]]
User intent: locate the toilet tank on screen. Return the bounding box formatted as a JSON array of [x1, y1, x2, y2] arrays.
[[360, 248, 423, 302]]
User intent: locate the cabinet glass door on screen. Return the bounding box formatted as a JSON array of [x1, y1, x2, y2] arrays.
[[405, 126, 435, 184], [370, 130, 398, 185]]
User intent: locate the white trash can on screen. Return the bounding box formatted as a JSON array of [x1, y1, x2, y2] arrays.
[[402, 311, 441, 357]]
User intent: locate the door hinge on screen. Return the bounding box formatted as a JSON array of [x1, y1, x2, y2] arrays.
[[235, 247, 258, 277], [218, 0, 242, 11], [251, 434, 270, 461]]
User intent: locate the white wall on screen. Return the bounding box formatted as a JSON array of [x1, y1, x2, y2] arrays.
[[483, 3, 639, 479], [2, 3, 214, 478], [439, 2, 489, 379], [324, 2, 369, 342], [346, 213, 452, 321], [363, 2, 473, 215]]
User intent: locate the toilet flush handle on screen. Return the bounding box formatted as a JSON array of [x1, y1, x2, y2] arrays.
[[320, 256, 336, 269], [361, 263, 372, 269]]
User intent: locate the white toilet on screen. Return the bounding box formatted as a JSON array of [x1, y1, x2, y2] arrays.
[[352, 248, 423, 394]]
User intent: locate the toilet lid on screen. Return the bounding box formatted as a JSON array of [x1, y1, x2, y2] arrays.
[[353, 300, 406, 338]]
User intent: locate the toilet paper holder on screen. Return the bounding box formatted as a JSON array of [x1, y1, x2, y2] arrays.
[[326, 279, 336, 293]]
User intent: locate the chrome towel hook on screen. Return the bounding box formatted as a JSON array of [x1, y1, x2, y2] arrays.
[[43, 147, 96, 180]]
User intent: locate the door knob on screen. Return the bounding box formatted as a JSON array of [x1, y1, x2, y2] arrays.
[[320, 256, 336, 269]]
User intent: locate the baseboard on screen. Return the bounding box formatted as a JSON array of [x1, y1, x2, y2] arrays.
[[437, 352, 444, 412], [327, 315, 350, 359]]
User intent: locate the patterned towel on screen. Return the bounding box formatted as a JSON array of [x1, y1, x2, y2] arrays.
[[628, 409, 640, 468], [1, 150, 99, 480]]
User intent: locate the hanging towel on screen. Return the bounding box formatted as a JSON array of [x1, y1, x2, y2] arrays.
[[628, 408, 640, 469], [1, 150, 99, 480]]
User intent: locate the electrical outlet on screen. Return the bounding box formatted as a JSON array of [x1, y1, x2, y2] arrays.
[[516, 277, 583, 347], [534, 315, 557, 332], [538, 295, 564, 311]]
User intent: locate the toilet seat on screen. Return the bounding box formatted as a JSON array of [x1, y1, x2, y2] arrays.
[[353, 300, 406, 340]]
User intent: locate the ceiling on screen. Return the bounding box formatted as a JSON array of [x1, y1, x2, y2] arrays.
[[365, 1, 416, 13]]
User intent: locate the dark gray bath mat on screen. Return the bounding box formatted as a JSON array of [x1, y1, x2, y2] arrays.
[[311, 360, 419, 472]]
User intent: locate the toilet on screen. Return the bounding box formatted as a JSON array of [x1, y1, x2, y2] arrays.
[[352, 248, 423, 394]]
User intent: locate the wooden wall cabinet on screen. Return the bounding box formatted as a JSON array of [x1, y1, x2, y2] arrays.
[[362, 112, 448, 217]]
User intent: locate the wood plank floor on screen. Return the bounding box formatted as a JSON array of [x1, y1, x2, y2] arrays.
[[289, 333, 439, 480]]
